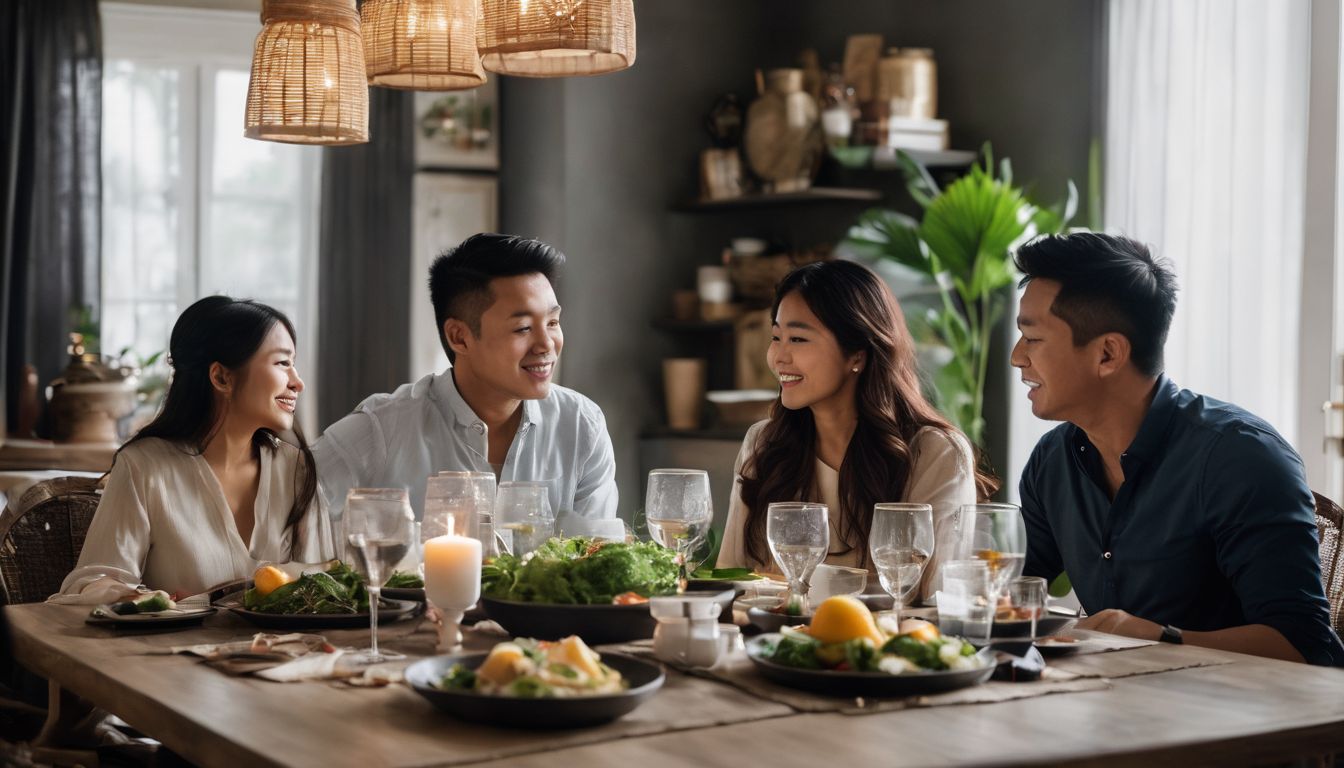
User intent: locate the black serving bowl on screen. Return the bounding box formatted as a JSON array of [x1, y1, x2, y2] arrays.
[[481, 587, 734, 645]]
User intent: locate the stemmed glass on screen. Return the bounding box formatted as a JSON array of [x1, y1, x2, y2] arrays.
[[344, 488, 415, 664], [965, 503, 1027, 600], [494, 481, 555, 556], [766, 502, 829, 616], [869, 503, 934, 625], [645, 469, 713, 591]]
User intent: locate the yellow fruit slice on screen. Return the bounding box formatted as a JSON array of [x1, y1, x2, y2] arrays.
[[253, 565, 294, 597], [806, 595, 886, 646], [548, 635, 604, 680], [477, 642, 527, 686]]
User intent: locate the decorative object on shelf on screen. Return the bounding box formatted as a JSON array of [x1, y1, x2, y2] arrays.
[[727, 244, 831, 304], [841, 34, 884, 103], [705, 93, 744, 149], [843, 145, 1078, 448], [744, 68, 824, 194], [733, 310, 776, 391], [362, 0, 486, 91], [48, 333, 138, 444], [477, 0, 636, 77], [699, 149, 744, 201], [244, 0, 369, 145], [414, 79, 499, 169], [706, 390, 776, 428], [820, 62, 856, 148], [876, 48, 937, 120], [663, 359, 707, 430], [696, 265, 733, 305]]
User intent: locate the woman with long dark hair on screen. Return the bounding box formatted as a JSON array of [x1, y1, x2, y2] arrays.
[[58, 296, 335, 601], [717, 260, 998, 599]]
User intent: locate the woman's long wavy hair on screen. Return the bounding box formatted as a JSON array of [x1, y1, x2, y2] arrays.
[[115, 296, 317, 559], [738, 261, 999, 567]]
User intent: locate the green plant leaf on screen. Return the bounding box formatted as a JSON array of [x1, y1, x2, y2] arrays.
[[844, 209, 932, 276], [895, 149, 942, 208]]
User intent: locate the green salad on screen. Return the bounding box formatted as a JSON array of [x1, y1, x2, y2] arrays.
[[242, 562, 370, 614], [481, 536, 678, 604]]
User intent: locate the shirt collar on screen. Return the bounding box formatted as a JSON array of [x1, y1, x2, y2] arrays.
[[432, 368, 542, 431], [1121, 374, 1180, 464]]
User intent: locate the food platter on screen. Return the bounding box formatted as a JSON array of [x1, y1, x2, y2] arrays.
[[221, 598, 422, 630], [745, 634, 995, 697], [86, 605, 217, 629], [404, 651, 664, 728]]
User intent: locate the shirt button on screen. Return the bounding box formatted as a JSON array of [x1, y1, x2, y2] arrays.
[[1103, 551, 1113, 559], [472, 422, 485, 434]]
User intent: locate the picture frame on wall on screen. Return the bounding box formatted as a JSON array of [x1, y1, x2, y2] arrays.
[[413, 78, 499, 171]]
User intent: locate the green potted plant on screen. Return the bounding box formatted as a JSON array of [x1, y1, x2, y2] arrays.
[[843, 144, 1077, 448]]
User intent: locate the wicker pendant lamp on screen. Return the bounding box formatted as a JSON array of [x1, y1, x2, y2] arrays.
[[363, 0, 486, 90], [244, 0, 369, 145], [477, 0, 636, 78]]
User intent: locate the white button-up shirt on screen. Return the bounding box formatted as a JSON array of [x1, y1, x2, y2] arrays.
[[312, 371, 619, 521]]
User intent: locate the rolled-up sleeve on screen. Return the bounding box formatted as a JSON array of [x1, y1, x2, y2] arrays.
[[1202, 428, 1344, 666]]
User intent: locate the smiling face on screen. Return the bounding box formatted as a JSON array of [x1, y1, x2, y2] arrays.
[[228, 322, 303, 433], [767, 291, 862, 413], [1011, 278, 1104, 423], [450, 272, 563, 402]]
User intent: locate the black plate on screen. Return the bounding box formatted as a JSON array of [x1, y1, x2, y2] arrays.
[[224, 598, 421, 629], [746, 606, 812, 634], [86, 606, 217, 630], [482, 588, 734, 645], [745, 634, 995, 697], [381, 587, 425, 602], [404, 651, 664, 728], [991, 615, 1072, 638]]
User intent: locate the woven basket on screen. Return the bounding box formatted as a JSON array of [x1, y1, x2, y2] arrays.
[[245, 0, 368, 145], [362, 0, 486, 91], [477, 0, 636, 77], [729, 250, 831, 303]]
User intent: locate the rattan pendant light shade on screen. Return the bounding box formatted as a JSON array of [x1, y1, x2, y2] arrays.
[[477, 0, 636, 77], [244, 0, 369, 145], [363, 0, 486, 90]]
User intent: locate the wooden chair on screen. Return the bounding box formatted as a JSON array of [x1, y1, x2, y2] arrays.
[[0, 476, 102, 605], [1313, 492, 1344, 637]]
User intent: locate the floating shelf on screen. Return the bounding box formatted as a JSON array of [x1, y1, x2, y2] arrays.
[[676, 187, 882, 212], [829, 146, 978, 171]]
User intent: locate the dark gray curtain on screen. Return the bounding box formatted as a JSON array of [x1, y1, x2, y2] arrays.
[[317, 88, 414, 430], [0, 0, 102, 437]]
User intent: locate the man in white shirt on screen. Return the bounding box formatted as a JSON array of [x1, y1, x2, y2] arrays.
[[313, 234, 619, 521]]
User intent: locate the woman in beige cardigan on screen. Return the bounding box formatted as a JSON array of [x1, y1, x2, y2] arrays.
[[717, 261, 997, 602]]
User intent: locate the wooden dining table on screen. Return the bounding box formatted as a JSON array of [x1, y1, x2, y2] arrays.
[[7, 602, 1344, 767]]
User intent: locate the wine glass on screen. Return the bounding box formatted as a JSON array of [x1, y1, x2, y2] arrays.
[[869, 503, 934, 625], [344, 488, 415, 664], [494, 481, 555, 556], [424, 471, 496, 557], [965, 503, 1027, 600], [645, 469, 713, 591], [766, 502, 829, 616]]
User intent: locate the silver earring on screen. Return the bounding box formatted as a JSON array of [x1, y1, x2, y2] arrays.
[[852, 367, 859, 373]]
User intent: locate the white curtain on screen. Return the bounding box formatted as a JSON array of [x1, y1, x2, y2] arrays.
[[1105, 0, 1311, 443]]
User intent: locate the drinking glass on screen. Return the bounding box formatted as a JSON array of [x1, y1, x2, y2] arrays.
[[965, 503, 1027, 600], [938, 559, 993, 644], [645, 469, 713, 591], [424, 471, 496, 559], [766, 502, 829, 616], [1005, 575, 1048, 641], [495, 481, 555, 556], [345, 488, 415, 664], [869, 503, 934, 625]]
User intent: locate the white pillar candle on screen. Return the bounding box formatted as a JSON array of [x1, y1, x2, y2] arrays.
[[423, 534, 482, 612]]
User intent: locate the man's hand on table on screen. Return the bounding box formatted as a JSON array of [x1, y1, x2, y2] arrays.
[[1075, 609, 1163, 641]]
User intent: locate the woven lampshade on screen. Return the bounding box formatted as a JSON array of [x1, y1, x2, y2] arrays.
[[477, 0, 636, 78], [363, 0, 486, 90], [244, 0, 369, 145]]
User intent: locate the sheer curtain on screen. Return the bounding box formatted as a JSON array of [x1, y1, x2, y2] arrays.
[[1105, 0, 1311, 442]]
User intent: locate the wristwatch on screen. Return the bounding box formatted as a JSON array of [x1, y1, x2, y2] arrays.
[[1158, 624, 1184, 644]]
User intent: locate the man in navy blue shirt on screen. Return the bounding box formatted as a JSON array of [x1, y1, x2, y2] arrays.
[[1013, 232, 1344, 665]]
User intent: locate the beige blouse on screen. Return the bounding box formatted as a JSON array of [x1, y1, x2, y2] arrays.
[[56, 437, 337, 601], [717, 421, 977, 601]]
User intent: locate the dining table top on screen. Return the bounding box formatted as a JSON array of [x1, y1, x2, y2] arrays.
[[7, 601, 1344, 768]]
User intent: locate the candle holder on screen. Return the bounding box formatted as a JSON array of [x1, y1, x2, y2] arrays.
[[423, 515, 482, 656]]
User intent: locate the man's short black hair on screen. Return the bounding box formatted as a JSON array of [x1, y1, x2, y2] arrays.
[[1014, 232, 1178, 377], [428, 233, 565, 362]]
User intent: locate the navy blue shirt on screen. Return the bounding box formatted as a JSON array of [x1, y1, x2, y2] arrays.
[[1020, 376, 1344, 666]]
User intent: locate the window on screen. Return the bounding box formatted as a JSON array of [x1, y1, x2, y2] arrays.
[[100, 3, 321, 433]]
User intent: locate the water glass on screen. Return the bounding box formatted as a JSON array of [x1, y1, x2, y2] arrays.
[[938, 559, 993, 645], [766, 502, 829, 616], [345, 488, 415, 663], [869, 503, 934, 625], [495, 480, 555, 556], [645, 469, 713, 590], [424, 471, 496, 558], [1004, 575, 1048, 641], [964, 503, 1027, 599]]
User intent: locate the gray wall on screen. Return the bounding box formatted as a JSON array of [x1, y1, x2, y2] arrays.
[[501, 0, 1103, 513]]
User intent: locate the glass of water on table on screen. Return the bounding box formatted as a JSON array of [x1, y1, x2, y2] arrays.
[[494, 480, 555, 556], [645, 469, 713, 591], [869, 503, 934, 625], [344, 488, 415, 664], [766, 502, 829, 616]]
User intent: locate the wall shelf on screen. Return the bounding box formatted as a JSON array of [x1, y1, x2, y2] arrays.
[[675, 187, 882, 212]]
